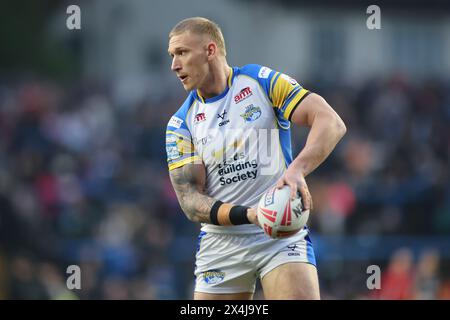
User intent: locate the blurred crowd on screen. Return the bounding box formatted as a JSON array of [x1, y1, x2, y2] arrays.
[[0, 72, 448, 299]]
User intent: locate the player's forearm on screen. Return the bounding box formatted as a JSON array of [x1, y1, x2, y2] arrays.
[[176, 190, 255, 225], [176, 188, 216, 223], [169, 164, 216, 223], [169, 163, 253, 225], [292, 110, 346, 177]]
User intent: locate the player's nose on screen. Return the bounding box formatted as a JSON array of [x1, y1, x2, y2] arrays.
[[171, 57, 181, 72]]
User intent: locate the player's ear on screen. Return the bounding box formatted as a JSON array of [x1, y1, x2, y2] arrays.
[[206, 42, 217, 60]]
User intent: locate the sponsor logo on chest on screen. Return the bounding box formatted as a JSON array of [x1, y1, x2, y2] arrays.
[[234, 87, 253, 104], [194, 112, 206, 124]]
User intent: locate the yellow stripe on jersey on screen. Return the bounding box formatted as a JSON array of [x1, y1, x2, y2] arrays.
[[283, 88, 309, 120], [271, 74, 296, 109], [269, 72, 280, 97], [168, 155, 202, 171], [196, 90, 205, 103], [166, 130, 191, 140], [228, 67, 234, 88]]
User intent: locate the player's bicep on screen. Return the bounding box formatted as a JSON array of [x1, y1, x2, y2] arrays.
[[290, 92, 339, 127], [169, 162, 214, 223], [169, 162, 206, 196]]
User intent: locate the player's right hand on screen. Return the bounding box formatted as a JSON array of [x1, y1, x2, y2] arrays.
[[275, 169, 313, 211]]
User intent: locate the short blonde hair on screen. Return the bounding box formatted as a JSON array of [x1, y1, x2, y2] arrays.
[[169, 17, 227, 56]]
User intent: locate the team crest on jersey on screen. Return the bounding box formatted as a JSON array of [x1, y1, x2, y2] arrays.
[[240, 104, 261, 122], [202, 270, 225, 284], [194, 112, 206, 124]]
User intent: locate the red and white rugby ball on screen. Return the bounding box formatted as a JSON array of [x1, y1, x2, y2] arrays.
[[257, 186, 309, 239]]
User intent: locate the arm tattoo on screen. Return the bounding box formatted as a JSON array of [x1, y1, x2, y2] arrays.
[[169, 163, 216, 223]]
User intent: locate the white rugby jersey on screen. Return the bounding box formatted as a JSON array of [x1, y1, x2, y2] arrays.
[[166, 64, 310, 234]]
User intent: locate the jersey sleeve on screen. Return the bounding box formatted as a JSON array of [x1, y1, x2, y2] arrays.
[[166, 114, 201, 171], [270, 72, 310, 121], [243, 64, 310, 121]]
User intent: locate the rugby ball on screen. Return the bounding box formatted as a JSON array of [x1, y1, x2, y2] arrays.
[[257, 186, 309, 239]]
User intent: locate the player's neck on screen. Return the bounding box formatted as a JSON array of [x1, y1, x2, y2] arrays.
[[197, 61, 231, 100]]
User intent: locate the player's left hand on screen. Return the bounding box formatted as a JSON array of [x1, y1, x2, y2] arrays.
[[275, 167, 313, 211], [246, 207, 261, 228]]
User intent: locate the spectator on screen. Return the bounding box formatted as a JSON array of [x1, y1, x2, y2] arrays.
[[376, 248, 415, 300]]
